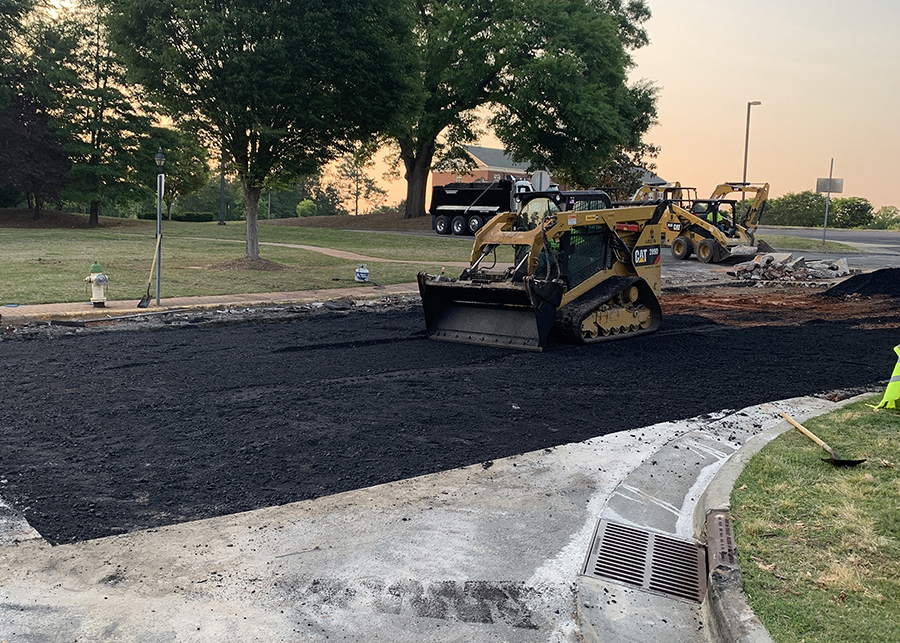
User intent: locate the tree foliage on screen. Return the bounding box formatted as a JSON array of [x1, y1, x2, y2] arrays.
[[763, 191, 827, 227], [870, 205, 900, 230], [0, 0, 33, 104], [137, 126, 211, 219], [394, 0, 656, 218], [0, 94, 69, 214], [105, 0, 417, 259], [829, 196, 873, 229], [23, 4, 153, 225], [334, 147, 387, 216]]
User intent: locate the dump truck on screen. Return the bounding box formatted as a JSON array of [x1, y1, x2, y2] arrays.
[[418, 189, 664, 351], [632, 181, 771, 263], [430, 178, 536, 235]]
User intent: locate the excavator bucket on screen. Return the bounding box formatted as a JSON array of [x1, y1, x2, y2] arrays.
[[417, 273, 561, 351]]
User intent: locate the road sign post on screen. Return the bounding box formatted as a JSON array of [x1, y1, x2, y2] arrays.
[[816, 159, 843, 245]]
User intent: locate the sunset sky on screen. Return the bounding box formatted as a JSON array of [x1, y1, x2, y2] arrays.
[[630, 0, 900, 209], [379, 0, 899, 211]]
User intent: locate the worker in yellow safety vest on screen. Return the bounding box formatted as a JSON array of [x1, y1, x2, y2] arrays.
[[875, 344, 900, 409]]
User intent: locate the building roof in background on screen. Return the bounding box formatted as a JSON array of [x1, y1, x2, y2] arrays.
[[636, 168, 667, 185], [463, 145, 666, 186], [465, 146, 531, 173]]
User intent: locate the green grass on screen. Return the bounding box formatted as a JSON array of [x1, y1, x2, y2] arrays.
[[0, 218, 474, 305], [758, 234, 860, 253], [731, 397, 900, 642]]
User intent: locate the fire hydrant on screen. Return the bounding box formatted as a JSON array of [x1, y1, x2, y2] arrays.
[[84, 261, 109, 307]]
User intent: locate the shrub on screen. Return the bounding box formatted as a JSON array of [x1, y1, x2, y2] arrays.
[[172, 211, 215, 222], [295, 199, 318, 217]]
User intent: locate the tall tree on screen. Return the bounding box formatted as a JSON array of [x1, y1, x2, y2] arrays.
[[25, 4, 153, 226], [0, 0, 33, 102], [105, 0, 417, 260], [137, 126, 211, 219], [334, 147, 387, 216], [0, 95, 69, 215], [395, 0, 656, 218]]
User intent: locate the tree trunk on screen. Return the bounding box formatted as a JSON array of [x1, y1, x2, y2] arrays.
[[241, 178, 262, 259], [89, 200, 100, 227], [399, 136, 435, 219]]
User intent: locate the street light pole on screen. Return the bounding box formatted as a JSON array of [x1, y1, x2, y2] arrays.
[[742, 101, 762, 183], [155, 148, 165, 306]]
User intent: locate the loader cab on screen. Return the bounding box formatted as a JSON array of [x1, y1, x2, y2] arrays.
[[515, 190, 612, 231], [691, 200, 738, 234], [514, 190, 615, 285]]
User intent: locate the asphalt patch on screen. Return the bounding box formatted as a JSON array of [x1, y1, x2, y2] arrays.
[[0, 305, 896, 545]]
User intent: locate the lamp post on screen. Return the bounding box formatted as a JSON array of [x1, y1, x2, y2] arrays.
[[742, 101, 761, 183], [155, 148, 165, 306]]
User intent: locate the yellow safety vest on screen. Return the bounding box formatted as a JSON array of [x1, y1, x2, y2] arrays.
[[875, 344, 900, 409]]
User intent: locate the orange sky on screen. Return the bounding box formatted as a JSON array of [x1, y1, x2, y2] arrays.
[[373, 0, 900, 212]]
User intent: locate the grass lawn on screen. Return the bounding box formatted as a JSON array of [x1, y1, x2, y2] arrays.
[[0, 216, 474, 305], [731, 396, 900, 642], [0, 209, 860, 305]]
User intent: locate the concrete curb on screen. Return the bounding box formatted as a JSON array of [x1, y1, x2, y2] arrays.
[[0, 284, 421, 327], [696, 393, 872, 643]]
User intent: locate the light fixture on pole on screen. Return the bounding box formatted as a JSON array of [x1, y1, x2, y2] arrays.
[[155, 148, 165, 306], [742, 101, 761, 183]]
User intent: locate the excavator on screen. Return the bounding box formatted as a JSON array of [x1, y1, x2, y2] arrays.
[[418, 190, 664, 351], [632, 181, 771, 263]]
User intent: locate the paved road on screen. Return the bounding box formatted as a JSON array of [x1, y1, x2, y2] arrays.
[[757, 226, 900, 255]]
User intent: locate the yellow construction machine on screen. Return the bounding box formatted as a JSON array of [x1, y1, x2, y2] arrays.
[[633, 182, 771, 263], [418, 190, 665, 351]]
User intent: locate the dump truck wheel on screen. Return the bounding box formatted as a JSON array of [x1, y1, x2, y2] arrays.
[[451, 216, 467, 235], [434, 215, 451, 235], [467, 215, 484, 234], [671, 236, 693, 260], [697, 239, 718, 263]]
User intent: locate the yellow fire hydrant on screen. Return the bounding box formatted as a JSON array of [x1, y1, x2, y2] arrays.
[[84, 261, 109, 307]]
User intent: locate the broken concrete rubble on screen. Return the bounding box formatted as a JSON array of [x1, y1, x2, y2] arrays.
[[731, 253, 851, 281]]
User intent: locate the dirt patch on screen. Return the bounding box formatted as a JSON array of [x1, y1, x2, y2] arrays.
[[1, 288, 898, 545], [265, 210, 432, 231], [0, 208, 146, 229], [661, 286, 900, 329]]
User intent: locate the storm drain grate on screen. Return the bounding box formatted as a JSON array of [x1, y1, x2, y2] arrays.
[[582, 520, 708, 603]]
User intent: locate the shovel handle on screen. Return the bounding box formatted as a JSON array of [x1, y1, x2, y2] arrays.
[[148, 235, 161, 283], [781, 413, 835, 456]]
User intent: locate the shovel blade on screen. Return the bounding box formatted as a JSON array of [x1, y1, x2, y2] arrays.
[[823, 456, 867, 467]]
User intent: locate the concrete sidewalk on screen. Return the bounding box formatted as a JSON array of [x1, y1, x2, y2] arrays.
[[0, 393, 853, 643]]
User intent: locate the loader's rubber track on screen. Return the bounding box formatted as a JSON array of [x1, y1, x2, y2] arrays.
[[554, 277, 662, 344]]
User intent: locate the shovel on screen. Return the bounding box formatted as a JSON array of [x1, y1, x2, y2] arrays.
[[137, 235, 161, 308], [781, 413, 866, 466]]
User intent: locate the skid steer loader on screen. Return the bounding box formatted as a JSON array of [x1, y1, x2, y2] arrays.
[[632, 181, 771, 263], [418, 190, 665, 351]]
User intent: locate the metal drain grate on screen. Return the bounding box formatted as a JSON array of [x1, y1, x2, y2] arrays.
[[582, 520, 708, 603], [706, 510, 738, 569]]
